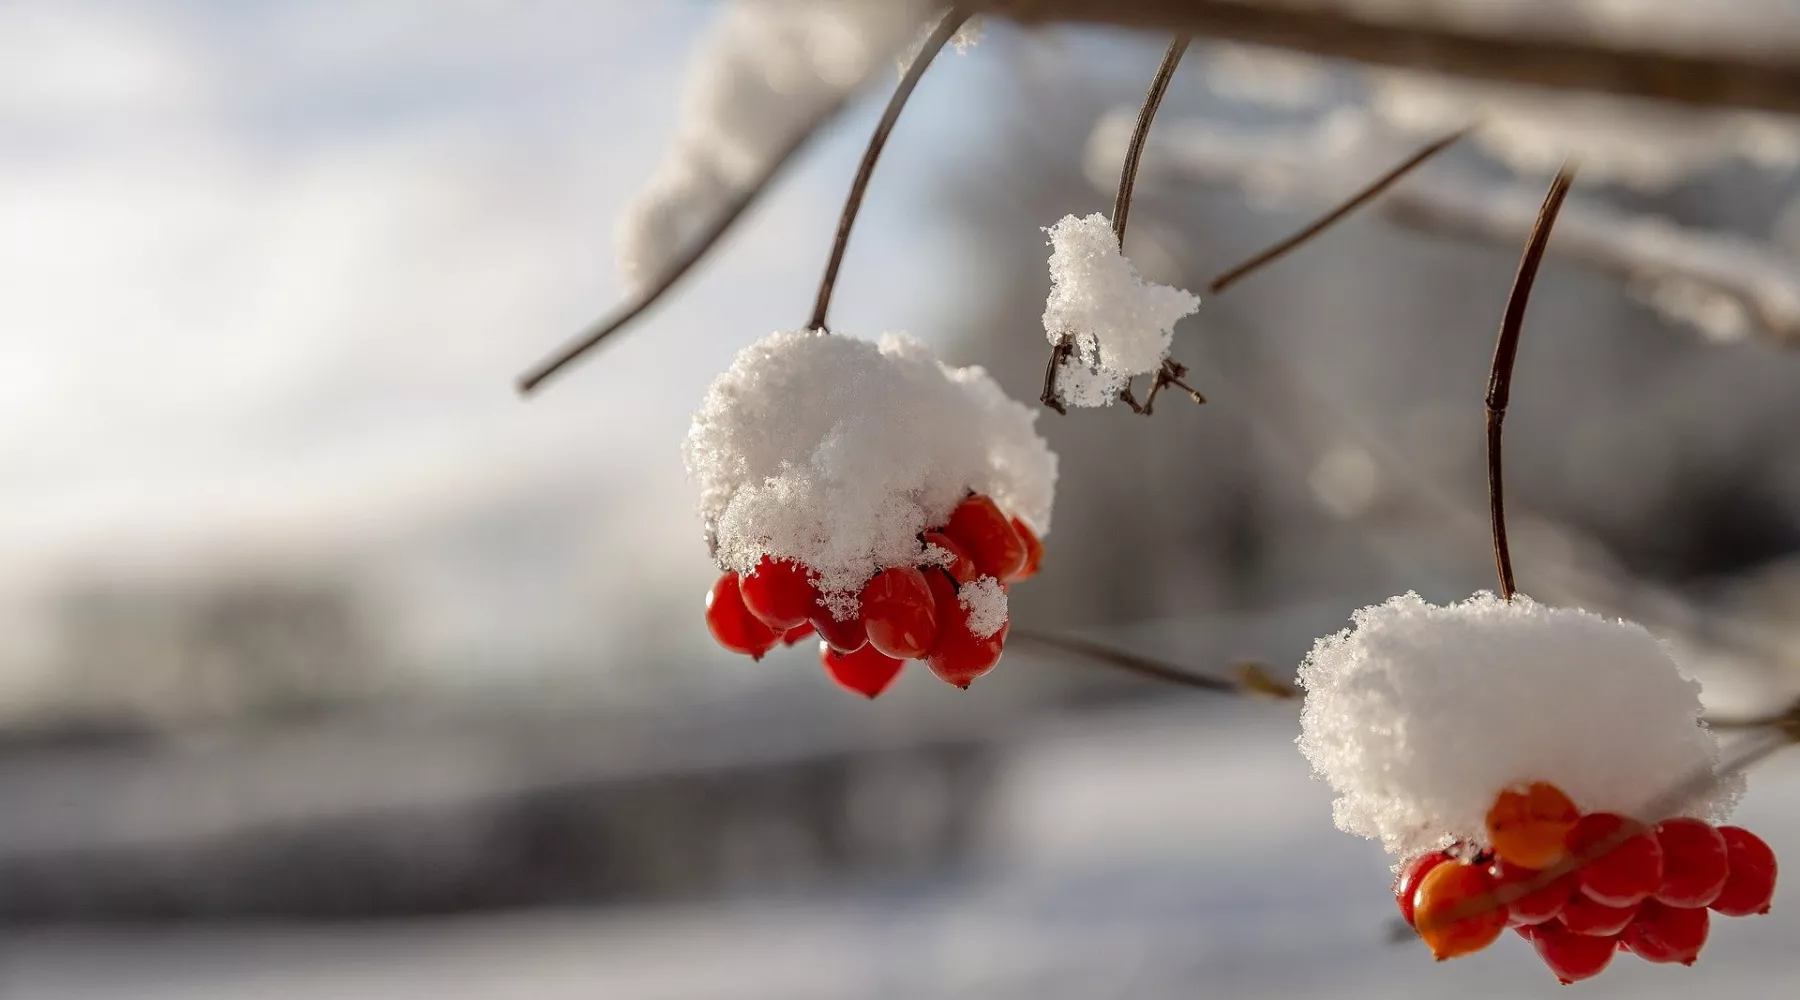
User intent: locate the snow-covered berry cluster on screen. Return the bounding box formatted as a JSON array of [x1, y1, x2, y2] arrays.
[[705, 492, 1039, 696], [1298, 591, 1777, 982], [1394, 780, 1779, 982], [687, 329, 1056, 696]]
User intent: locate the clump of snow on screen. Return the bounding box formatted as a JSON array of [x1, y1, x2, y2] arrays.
[[897, 14, 983, 74], [685, 329, 1056, 619], [1041, 213, 1200, 408], [616, 0, 928, 291], [1297, 591, 1741, 859], [958, 576, 1008, 639]]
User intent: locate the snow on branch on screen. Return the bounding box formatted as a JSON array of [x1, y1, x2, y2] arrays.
[[1388, 179, 1800, 348], [1087, 111, 1800, 350], [973, 0, 1800, 114]]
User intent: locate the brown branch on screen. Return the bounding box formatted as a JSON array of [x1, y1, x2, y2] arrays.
[[810, 8, 971, 333], [1486, 164, 1574, 600], [1112, 36, 1191, 245], [1207, 124, 1472, 294], [972, 0, 1800, 115], [1010, 628, 1297, 697]]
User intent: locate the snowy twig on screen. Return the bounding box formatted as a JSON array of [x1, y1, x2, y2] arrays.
[[811, 8, 972, 332], [971, 0, 1800, 115], [517, 99, 847, 394], [1485, 164, 1574, 600], [1010, 628, 1298, 697], [1205, 124, 1473, 294], [1387, 180, 1800, 348], [1041, 35, 1197, 415]]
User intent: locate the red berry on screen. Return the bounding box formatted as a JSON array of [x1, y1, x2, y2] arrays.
[[819, 642, 905, 699], [1559, 893, 1638, 936], [943, 495, 1026, 581], [704, 572, 779, 658], [1653, 818, 1730, 908], [1008, 517, 1044, 582], [738, 556, 819, 630], [780, 621, 815, 646], [1395, 851, 1454, 927], [1491, 858, 1574, 926], [1568, 813, 1664, 907], [1621, 900, 1709, 965], [922, 570, 1006, 688], [1411, 860, 1508, 960], [921, 531, 978, 584], [1711, 826, 1778, 916], [809, 596, 868, 655], [860, 567, 938, 660], [1486, 782, 1579, 870], [1524, 921, 1617, 984]]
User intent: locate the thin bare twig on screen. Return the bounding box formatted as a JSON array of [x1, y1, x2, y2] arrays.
[[516, 106, 849, 395], [1207, 125, 1472, 294], [1113, 36, 1191, 245], [1043, 36, 1193, 414], [810, 8, 970, 332], [1010, 627, 1298, 697], [1486, 164, 1574, 600], [972, 0, 1800, 116]]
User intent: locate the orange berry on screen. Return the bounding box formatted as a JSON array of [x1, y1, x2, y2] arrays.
[[1486, 782, 1580, 869], [1008, 517, 1044, 582], [1412, 860, 1508, 960]]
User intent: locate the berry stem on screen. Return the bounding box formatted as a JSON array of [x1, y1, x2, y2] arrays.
[[808, 7, 971, 334], [1484, 163, 1575, 601]]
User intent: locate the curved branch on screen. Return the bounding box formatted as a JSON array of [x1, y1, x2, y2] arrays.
[[1112, 35, 1190, 245], [1485, 164, 1574, 600], [809, 8, 972, 332], [1010, 628, 1297, 697]]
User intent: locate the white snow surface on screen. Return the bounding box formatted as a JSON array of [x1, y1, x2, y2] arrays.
[[958, 576, 1008, 639], [684, 330, 1056, 618], [615, 0, 928, 291], [1041, 213, 1200, 408], [1297, 591, 1741, 858]]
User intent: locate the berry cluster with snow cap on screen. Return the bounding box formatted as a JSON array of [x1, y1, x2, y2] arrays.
[[1298, 591, 1739, 859], [1302, 591, 1778, 981], [688, 329, 1055, 695], [1041, 213, 1200, 408]]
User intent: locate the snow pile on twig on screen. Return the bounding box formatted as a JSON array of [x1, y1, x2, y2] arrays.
[[685, 329, 1056, 618], [1298, 591, 1741, 858], [1041, 213, 1200, 407], [616, 0, 928, 291]]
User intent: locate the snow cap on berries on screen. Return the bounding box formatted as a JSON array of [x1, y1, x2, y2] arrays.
[[1297, 591, 1741, 858], [1041, 212, 1200, 407], [685, 329, 1056, 619]]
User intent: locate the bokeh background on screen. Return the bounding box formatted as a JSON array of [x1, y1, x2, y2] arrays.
[[5, 1, 1800, 996]]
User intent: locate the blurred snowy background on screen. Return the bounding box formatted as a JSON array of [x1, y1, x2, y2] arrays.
[[5, 0, 1800, 996]]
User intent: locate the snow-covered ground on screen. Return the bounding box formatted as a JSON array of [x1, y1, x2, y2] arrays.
[[4, 702, 1796, 999]]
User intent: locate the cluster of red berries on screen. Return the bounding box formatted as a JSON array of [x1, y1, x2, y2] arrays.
[[703, 493, 1043, 697], [1395, 781, 1778, 984]]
